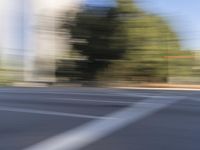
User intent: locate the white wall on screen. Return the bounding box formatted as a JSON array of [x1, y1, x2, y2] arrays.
[[0, 0, 83, 82], [25, 0, 83, 82]]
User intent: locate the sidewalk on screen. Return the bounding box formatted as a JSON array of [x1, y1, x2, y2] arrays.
[[11, 82, 200, 91], [113, 83, 200, 91]]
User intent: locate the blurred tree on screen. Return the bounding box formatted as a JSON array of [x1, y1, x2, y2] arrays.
[[63, 6, 127, 81], [99, 0, 181, 83], [60, 0, 182, 83]]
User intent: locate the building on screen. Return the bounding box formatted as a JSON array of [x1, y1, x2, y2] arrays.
[[0, 0, 83, 83]]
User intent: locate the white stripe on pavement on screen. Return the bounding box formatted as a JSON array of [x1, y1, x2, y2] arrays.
[[0, 90, 172, 99], [48, 97, 134, 105], [0, 97, 135, 105], [0, 106, 117, 120], [118, 93, 171, 98], [49, 96, 175, 105], [24, 96, 183, 150]]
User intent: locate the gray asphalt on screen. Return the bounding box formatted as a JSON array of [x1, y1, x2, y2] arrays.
[[0, 87, 200, 150]]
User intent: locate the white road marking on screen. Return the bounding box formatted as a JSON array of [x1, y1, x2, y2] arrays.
[[118, 93, 171, 98], [0, 96, 175, 107], [0, 88, 183, 100], [49, 96, 176, 105], [0, 97, 135, 105], [0, 90, 171, 99], [0, 89, 121, 96], [0, 96, 178, 106], [0, 91, 129, 99], [48, 97, 134, 105], [0, 91, 114, 96], [24, 96, 183, 150], [0, 106, 117, 120]]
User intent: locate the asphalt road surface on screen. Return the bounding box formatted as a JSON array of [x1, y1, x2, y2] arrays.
[[0, 87, 200, 150]]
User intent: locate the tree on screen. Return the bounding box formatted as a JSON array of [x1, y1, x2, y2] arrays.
[[60, 0, 181, 83], [65, 5, 127, 81], [99, 0, 181, 83]]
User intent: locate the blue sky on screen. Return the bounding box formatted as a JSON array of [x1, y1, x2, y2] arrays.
[[86, 0, 200, 50]]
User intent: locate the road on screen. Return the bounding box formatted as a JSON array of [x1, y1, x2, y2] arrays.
[[0, 87, 200, 150]]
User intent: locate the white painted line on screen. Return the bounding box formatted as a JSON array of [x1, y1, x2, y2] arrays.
[[50, 96, 176, 105], [0, 91, 123, 98], [0, 90, 117, 96], [0, 88, 179, 99], [118, 93, 171, 98], [48, 98, 134, 105], [0, 106, 117, 120], [0, 90, 172, 99], [0, 96, 174, 106], [0, 97, 134, 105], [24, 96, 183, 150]]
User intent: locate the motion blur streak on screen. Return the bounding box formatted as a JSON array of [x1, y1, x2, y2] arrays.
[[0, 1, 200, 150], [0, 0, 199, 86]]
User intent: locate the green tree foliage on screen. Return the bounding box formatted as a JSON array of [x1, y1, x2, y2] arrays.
[[99, 0, 181, 82], [61, 0, 181, 83], [66, 6, 128, 81]]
